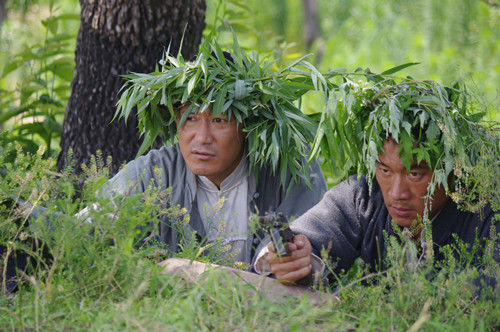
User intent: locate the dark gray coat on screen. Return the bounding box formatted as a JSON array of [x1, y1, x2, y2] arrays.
[[290, 175, 498, 279]]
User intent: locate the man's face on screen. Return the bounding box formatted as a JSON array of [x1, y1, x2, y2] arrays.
[[375, 140, 448, 228], [176, 106, 245, 187]]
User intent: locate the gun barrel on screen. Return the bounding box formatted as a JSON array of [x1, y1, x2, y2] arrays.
[[270, 228, 288, 256]]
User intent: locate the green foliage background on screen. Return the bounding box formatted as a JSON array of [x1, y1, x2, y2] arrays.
[[0, 0, 78, 156], [0, 0, 499, 330], [223, 0, 499, 118], [1, 0, 498, 159]]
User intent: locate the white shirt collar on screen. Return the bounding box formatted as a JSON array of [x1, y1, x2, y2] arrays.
[[197, 156, 248, 192]]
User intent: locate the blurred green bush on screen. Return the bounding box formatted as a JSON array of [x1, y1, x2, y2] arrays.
[[0, 0, 498, 165]]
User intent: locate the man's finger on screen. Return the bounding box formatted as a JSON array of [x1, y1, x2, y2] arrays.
[[270, 255, 311, 276], [294, 240, 304, 249], [266, 246, 310, 265], [266, 252, 296, 265], [293, 234, 311, 249], [284, 242, 298, 253], [277, 265, 312, 284], [270, 241, 299, 255]]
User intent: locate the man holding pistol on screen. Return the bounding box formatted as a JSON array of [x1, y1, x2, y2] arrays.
[[255, 78, 499, 285], [108, 40, 328, 264]]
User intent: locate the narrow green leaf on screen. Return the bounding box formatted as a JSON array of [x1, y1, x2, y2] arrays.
[[381, 62, 420, 75], [213, 85, 227, 116]]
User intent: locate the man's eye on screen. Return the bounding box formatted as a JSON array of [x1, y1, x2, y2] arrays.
[[213, 118, 227, 123], [378, 167, 390, 175], [409, 171, 422, 179]]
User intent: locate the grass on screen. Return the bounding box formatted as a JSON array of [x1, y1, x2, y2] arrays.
[[0, 2, 499, 329], [0, 143, 498, 331]]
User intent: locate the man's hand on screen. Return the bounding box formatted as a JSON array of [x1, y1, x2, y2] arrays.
[[266, 234, 312, 284]]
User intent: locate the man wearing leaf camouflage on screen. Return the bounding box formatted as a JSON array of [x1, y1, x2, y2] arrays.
[[256, 78, 499, 286], [2, 39, 328, 293], [101, 41, 328, 264]]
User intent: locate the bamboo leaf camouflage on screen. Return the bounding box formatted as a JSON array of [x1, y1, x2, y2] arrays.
[[311, 71, 499, 216], [115, 36, 330, 187]]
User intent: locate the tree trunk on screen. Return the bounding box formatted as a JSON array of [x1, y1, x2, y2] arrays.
[[0, 0, 7, 29], [301, 0, 323, 64], [57, 0, 206, 175]]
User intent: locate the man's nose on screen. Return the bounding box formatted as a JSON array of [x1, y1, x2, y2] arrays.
[[194, 118, 214, 144], [389, 176, 411, 201]]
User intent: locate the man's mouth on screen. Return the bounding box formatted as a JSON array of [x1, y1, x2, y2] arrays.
[[390, 206, 413, 218], [192, 149, 215, 160]]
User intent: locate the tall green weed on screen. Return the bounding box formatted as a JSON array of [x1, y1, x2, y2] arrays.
[[0, 143, 498, 330]]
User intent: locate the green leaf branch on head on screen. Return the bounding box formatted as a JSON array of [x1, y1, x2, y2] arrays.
[[312, 70, 499, 215], [115, 35, 330, 187]]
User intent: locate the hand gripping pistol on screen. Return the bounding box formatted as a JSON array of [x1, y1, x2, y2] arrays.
[[257, 212, 294, 257]]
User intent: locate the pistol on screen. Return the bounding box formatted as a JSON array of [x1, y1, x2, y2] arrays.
[[257, 212, 294, 257]]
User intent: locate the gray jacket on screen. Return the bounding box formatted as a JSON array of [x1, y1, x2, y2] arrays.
[[101, 144, 327, 258], [290, 175, 499, 282]]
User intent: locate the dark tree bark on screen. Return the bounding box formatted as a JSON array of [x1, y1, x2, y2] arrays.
[[0, 0, 7, 28], [481, 0, 499, 8], [57, 0, 206, 175], [301, 0, 323, 64]]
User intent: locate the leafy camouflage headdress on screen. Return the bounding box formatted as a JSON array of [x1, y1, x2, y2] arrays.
[[116, 36, 328, 186], [312, 71, 499, 214]]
